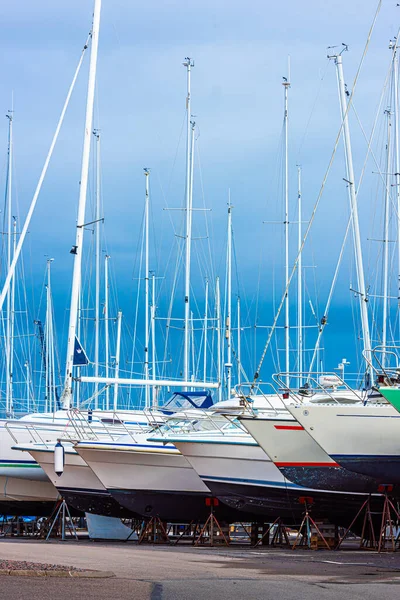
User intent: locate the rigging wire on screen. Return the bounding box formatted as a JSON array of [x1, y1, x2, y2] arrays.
[[252, 0, 382, 386]]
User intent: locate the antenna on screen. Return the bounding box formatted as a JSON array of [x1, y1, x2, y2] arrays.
[[327, 42, 349, 60]]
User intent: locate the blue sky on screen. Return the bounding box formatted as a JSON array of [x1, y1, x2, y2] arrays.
[[0, 0, 398, 408]]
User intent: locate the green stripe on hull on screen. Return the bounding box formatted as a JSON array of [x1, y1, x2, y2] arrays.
[[0, 464, 40, 469], [379, 387, 400, 412]]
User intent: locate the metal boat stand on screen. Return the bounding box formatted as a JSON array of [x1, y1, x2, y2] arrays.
[[377, 490, 400, 552], [252, 517, 291, 547], [292, 497, 331, 551], [171, 521, 202, 545], [336, 488, 400, 552], [44, 498, 78, 541], [194, 500, 229, 547], [336, 495, 377, 550], [138, 516, 170, 544]]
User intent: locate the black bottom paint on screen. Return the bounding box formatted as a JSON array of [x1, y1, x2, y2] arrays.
[[331, 456, 400, 488], [110, 489, 255, 523], [0, 500, 82, 517], [205, 479, 385, 529], [58, 487, 140, 518], [277, 465, 384, 493]]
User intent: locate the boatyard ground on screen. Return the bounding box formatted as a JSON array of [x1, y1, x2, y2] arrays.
[[1, 540, 400, 599]]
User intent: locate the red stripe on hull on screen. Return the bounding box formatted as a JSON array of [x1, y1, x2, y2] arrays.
[[274, 425, 304, 431]]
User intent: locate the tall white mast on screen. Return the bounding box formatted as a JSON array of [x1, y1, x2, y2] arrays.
[[61, 0, 102, 409], [191, 310, 195, 379], [237, 296, 241, 387], [297, 166, 303, 378], [24, 360, 30, 413], [151, 272, 157, 406], [104, 254, 110, 409], [183, 57, 194, 386], [75, 289, 82, 408], [144, 169, 150, 408], [5, 110, 13, 415], [393, 40, 400, 340], [113, 310, 122, 411], [216, 276, 222, 403], [283, 68, 291, 386], [9, 217, 16, 415], [45, 258, 56, 412], [334, 52, 372, 381], [382, 108, 392, 366], [225, 200, 233, 398], [93, 130, 101, 408], [0, 35, 90, 316], [203, 278, 208, 383], [45, 261, 50, 412]]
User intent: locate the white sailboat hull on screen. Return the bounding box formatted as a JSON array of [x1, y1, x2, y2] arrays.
[[23, 445, 138, 518], [240, 415, 381, 492], [286, 403, 400, 486], [0, 475, 57, 503], [75, 438, 245, 522]]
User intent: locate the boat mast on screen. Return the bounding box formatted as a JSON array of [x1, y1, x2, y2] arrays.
[[61, 0, 102, 409], [45, 258, 56, 412], [183, 57, 194, 387], [237, 296, 241, 388], [225, 199, 233, 398], [144, 168, 150, 408], [191, 310, 195, 379], [334, 52, 372, 382], [203, 278, 208, 383], [113, 310, 122, 411], [216, 276, 222, 402], [45, 259, 50, 411], [24, 360, 30, 413], [0, 34, 90, 317], [75, 289, 82, 409], [5, 110, 13, 415], [382, 107, 392, 366], [93, 130, 101, 408], [297, 166, 303, 379], [393, 39, 400, 342], [9, 216, 16, 415], [151, 272, 157, 406], [283, 67, 291, 386], [104, 254, 110, 410]]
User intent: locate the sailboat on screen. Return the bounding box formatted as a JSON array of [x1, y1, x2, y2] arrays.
[[239, 400, 384, 493], [0, 0, 159, 515], [272, 41, 400, 490]]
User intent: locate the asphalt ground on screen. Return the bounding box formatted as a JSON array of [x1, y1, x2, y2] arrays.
[[1, 539, 400, 599]]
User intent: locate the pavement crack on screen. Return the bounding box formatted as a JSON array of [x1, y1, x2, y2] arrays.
[[151, 582, 163, 600]]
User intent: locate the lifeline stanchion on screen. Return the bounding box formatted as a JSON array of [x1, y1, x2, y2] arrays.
[[292, 497, 331, 551], [45, 499, 78, 541], [138, 516, 170, 544], [194, 498, 229, 546]]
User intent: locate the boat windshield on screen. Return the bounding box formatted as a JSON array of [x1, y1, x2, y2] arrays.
[[156, 413, 243, 437]]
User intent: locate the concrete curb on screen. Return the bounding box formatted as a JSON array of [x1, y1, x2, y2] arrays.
[[0, 569, 115, 578]]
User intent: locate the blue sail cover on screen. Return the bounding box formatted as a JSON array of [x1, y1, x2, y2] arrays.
[[73, 337, 89, 366], [160, 390, 214, 414]]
